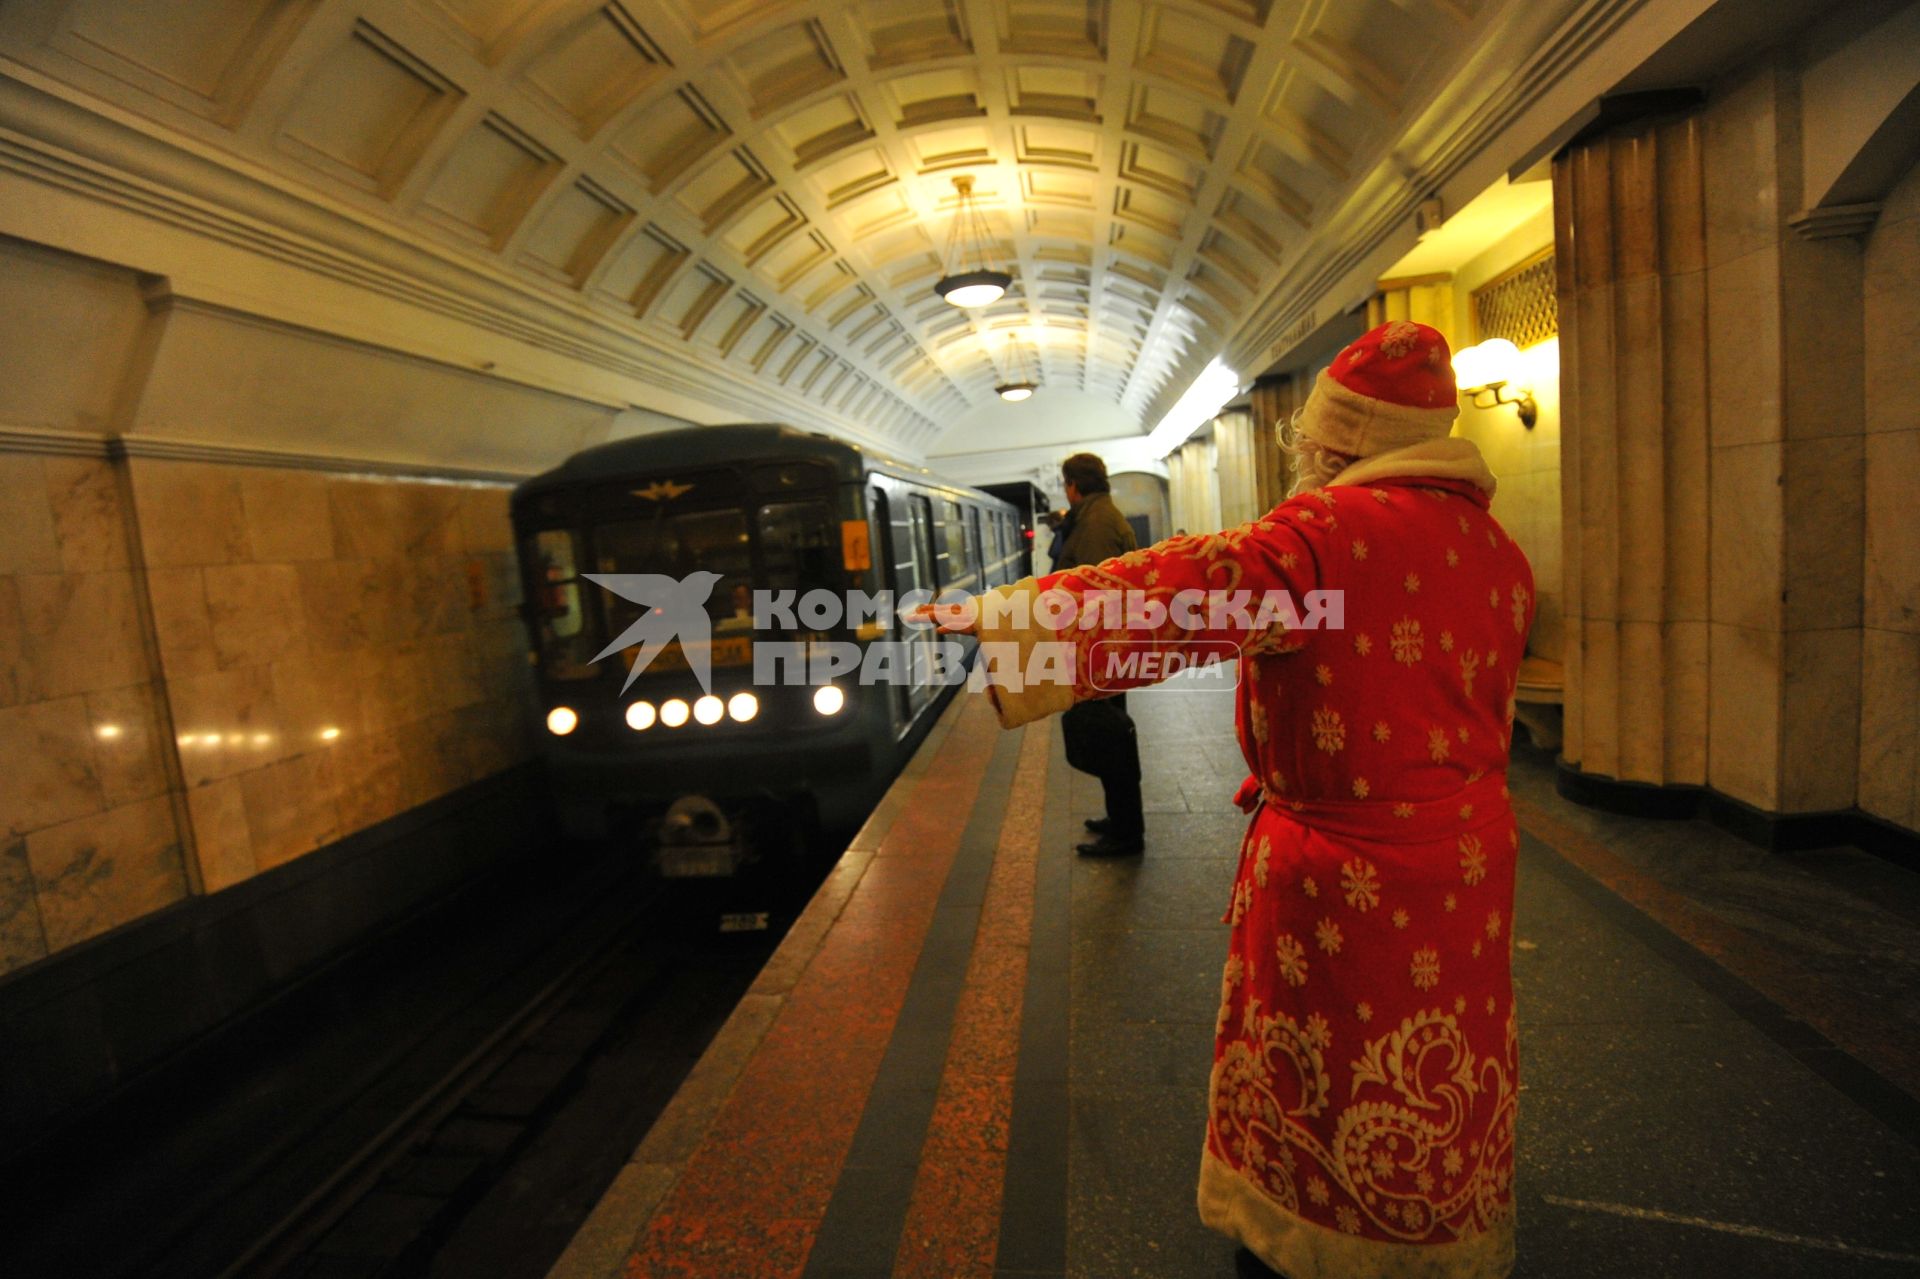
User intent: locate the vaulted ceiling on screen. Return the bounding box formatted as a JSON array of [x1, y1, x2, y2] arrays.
[[0, 0, 1611, 455]]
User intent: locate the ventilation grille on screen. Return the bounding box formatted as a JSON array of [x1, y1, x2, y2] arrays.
[[1472, 249, 1557, 348]]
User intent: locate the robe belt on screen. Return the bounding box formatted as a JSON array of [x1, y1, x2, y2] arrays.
[[1230, 771, 1511, 845]]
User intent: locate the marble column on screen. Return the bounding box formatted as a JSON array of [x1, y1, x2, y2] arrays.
[[1250, 375, 1297, 510], [1557, 57, 1870, 819], [1554, 111, 1711, 791]]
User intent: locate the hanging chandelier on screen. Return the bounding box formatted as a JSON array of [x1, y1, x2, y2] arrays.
[[933, 175, 1011, 308], [995, 333, 1039, 402]]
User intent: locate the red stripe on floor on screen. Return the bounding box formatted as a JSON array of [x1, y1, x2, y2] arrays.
[[891, 722, 1050, 1279], [623, 695, 1004, 1279]]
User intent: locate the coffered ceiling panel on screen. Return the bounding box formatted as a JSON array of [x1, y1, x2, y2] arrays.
[[0, 0, 1598, 454]]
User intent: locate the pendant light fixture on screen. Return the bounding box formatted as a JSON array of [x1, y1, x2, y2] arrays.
[[933, 175, 1012, 308], [994, 332, 1039, 402]]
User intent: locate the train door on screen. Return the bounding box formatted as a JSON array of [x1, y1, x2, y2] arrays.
[[967, 507, 984, 589], [903, 494, 940, 718]]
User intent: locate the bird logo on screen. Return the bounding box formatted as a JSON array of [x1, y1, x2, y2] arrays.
[[585, 570, 724, 694]]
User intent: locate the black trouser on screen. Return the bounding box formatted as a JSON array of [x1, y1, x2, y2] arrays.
[[1064, 694, 1144, 840]]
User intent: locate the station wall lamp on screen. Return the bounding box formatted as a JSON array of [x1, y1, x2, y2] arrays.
[[1451, 338, 1538, 429], [933, 175, 1011, 308]]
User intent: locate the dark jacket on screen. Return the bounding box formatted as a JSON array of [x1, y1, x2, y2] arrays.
[[1054, 491, 1136, 571]]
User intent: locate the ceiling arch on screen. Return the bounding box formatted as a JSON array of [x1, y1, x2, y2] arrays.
[[0, 0, 1614, 455]]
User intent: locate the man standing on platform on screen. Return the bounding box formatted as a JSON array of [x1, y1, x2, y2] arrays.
[[1053, 452, 1147, 858], [933, 322, 1533, 1278]]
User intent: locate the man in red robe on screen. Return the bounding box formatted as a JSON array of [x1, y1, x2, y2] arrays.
[[939, 321, 1534, 1278]]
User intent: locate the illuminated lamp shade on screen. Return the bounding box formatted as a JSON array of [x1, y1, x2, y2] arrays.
[[932, 175, 1012, 308], [1451, 338, 1537, 428], [994, 332, 1040, 402], [936, 269, 1012, 308]]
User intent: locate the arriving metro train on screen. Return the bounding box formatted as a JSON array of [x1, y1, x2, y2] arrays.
[[512, 424, 1022, 875]]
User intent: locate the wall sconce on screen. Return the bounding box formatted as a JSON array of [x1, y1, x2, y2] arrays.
[[1451, 338, 1537, 428], [933, 175, 1012, 308]]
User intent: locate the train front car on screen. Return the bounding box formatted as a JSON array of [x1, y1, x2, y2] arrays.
[[511, 424, 962, 878]]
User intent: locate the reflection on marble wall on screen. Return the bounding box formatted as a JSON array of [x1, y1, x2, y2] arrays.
[[0, 450, 534, 978], [131, 459, 533, 896], [0, 453, 187, 973], [1860, 160, 1920, 831]]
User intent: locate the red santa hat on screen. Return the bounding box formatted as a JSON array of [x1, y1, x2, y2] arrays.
[[1295, 320, 1459, 457]]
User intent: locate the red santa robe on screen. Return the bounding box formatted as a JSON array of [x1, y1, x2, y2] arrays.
[[973, 438, 1533, 1279]]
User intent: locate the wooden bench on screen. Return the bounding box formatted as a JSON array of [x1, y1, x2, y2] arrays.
[[1513, 655, 1565, 751]]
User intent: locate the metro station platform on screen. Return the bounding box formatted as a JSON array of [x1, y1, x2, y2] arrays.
[[546, 680, 1920, 1279]]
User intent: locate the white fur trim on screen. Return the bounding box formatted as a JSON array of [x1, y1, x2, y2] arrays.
[[1198, 1150, 1515, 1279], [972, 577, 1077, 729], [1329, 437, 1498, 496], [1297, 369, 1458, 457]]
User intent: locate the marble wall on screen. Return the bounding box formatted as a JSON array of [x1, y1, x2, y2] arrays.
[[0, 452, 186, 972], [1447, 210, 1565, 666], [1860, 160, 1920, 831], [0, 452, 534, 977]]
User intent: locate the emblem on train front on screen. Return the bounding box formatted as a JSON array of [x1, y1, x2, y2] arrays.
[[633, 479, 694, 501], [586, 571, 722, 695]]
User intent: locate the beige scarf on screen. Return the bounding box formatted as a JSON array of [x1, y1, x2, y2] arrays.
[[1327, 435, 1497, 497]]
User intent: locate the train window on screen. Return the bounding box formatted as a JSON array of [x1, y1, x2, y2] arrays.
[[527, 529, 597, 678], [967, 508, 983, 579], [758, 500, 836, 629], [753, 462, 829, 493], [596, 509, 754, 635], [942, 500, 973, 582]]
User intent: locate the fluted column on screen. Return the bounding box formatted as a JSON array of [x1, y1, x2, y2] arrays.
[[1555, 112, 1711, 788], [1250, 375, 1297, 509]]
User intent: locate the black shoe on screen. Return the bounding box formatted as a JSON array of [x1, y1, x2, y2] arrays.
[[1084, 816, 1113, 835], [1075, 833, 1144, 857]]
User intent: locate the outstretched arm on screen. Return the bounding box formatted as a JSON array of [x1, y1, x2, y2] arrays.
[[933, 508, 1331, 727]]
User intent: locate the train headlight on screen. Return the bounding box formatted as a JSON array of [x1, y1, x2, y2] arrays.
[[812, 684, 846, 716], [546, 706, 578, 736], [625, 701, 656, 731], [693, 695, 724, 725], [728, 692, 759, 722], [661, 698, 691, 728]]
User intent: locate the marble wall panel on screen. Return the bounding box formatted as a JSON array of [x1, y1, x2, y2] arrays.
[[1781, 235, 1866, 441], [1782, 435, 1865, 631], [131, 461, 251, 567], [1662, 619, 1709, 786], [1858, 629, 1919, 828], [0, 696, 108, 838], [16, 571, 149, 701], [0, 457, 63, 577], [1863, 284, 1920, 436], [0, 579, 22, 708], [185, 777, 254, 893], [1708, 622, 1783, 810], [45, 457, 132, 573], [0, 837, 48, 970], [1705, 248, 1784, 448], [1702, 62, 1783, 270], [240, 469, 335, 562], [239, 752, 340, 872], [84, 682, 172, 808], [25, 794, 186, 952], [1781, 627, 1862, 813], [1864, 413, 1920, 633], [1708, 441, 1784, 633]]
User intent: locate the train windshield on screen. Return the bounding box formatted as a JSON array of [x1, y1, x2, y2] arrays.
[[595, 508, 756, 638]]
